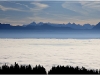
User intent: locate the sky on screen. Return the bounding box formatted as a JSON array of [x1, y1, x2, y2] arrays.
[[0, 0, 100, 26]]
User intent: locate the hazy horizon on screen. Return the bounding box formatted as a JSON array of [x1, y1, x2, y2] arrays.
[[0, 21, 96, 26]]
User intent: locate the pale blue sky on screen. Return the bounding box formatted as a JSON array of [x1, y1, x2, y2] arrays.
[[0, 0, 100, 26]]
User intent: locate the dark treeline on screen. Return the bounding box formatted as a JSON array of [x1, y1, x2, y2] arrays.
[[48, 65, 100, 74], [0, 62, 100, 74], [0, 62, 47, 74]]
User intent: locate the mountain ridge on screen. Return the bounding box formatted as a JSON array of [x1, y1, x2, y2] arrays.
[[0, 22, 96, 30]]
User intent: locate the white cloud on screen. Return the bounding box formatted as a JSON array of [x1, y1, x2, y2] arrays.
[[11, 1, 49, 12], [62, 1, 100, 15], [13, 2, 30, 9], [0, 5, 25, 11], [62, 2, 86, 15], [31, 2, 49, 11], [0, 1, 49, 12], [80, 1, 100, 10]]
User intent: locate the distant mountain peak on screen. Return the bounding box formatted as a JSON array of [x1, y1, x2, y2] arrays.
[[72, 23, 76, 25], [68, 22, 71, 25], [97, 22, 100, 24], [93, 22, 100, 29], [28, 22, 36, 26], [31, 22, 36, 24]]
